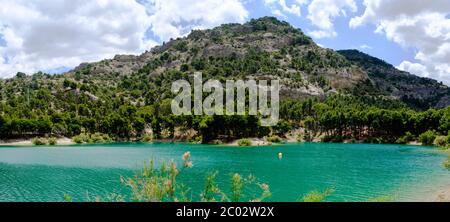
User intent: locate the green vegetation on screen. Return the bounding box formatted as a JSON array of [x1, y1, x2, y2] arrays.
[[237, 139, 252, 147], [301, 188, 335, 202], [396, 132, 415, 144], [419, 130, 437, 146], [266, 135, 282, 143], [1, 17, 450, 148], [72, 133, 112, 144], [32, 137, 47, 146], [434, 136, 447, 147], [141, 134, 153, 143], [65, 152, 271, 202], [444, 156, 450, 170], [48, 137, 57, 145], [368, 195, 395, 202]]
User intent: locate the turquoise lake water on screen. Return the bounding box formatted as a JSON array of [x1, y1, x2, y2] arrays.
[[0, 143, 449, 202]]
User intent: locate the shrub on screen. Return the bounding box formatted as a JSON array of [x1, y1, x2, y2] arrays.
[[322, 135, 343, 143], [419, 130, 437, 146], [72, 134, 88, 144], [237, 139, 252, 147], [396, 132, 415, 144], [266, 136, 282, 143], [434, 136, 447, 147], [72, 133, 111, 144], [48, 137, 57, 146], [32, 137, 47, 146], [296, 134, 303, 143], [141, 134, 153, 143], [72, 135, 84, 144], [91, 133, 112, 144]]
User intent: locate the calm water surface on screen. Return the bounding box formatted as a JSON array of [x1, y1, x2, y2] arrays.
[[0, 143, 449, 202]]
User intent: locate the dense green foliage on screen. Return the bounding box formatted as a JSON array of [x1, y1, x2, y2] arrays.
[[1, 17, 449, 146], [280, 95, 450, 144]]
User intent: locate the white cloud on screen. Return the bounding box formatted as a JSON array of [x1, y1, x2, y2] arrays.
[[350, 0, 450, 84], [360, 44, 372, 50], [0, 0, 249, 78], [144, 0, 248, 42], [264, 0, 306, 18], [307, 0, 357, 38], [397, 61, 429, 77], [0, 0, 155, 78], [309, 30, 337, 38]]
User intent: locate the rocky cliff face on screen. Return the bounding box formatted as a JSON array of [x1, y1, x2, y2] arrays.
[[68, 17, 370, 100], [338, 50, 450, 109]]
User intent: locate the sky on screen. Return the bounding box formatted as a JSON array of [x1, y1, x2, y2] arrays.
[[0, 0, 449, 84]]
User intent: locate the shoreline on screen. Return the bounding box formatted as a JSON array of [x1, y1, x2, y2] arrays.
[[0, 137, 428, 147], [0, 138, 448, 202], [433, 186, 450, 202], [0, 138, 75, 146]]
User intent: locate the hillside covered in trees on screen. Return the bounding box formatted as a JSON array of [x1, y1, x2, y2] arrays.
[[1, 17, 450, 145]]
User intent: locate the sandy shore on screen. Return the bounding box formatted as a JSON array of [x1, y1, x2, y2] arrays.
[[434, 187, 450, 202], [0, 138, 75, 146]]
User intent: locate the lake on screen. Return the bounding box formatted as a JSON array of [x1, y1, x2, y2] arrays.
[[0, 143, 449, 202]]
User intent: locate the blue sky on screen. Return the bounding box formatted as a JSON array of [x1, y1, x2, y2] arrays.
[[243, 0, 417, 66], [0, 0, 448, 84]]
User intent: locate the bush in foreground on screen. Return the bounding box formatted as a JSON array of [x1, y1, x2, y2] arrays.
[[68, 152, 271, 202]]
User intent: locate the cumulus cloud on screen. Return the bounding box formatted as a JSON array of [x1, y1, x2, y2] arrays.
[[397, 61, 429, 77], [0, 0, 249, 78], [350, 0, 450, 84], [264, 0, 307, 18], [143, 0, 248, 42], [307, 0, 357, 38], [0, 0, 155, 78]]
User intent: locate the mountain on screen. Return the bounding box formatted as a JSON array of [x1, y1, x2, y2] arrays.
[[0, 17, 448, 112], [68, 17, 370, 101], [338, 50, 450, 110]]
